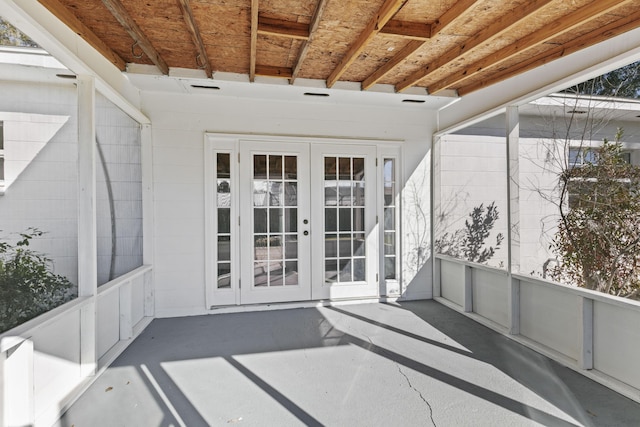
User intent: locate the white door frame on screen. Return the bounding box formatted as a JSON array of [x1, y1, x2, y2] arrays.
[[205, 134, 400, 308]]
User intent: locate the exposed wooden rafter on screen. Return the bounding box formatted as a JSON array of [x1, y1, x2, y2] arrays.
[[176, 0, 212, 78], [458, 6, 640, 96], [291, 0, 329, 84], [427, 0, 635, 95], [379, 20, 431, 40], [101, 0, 169, 74], [256, 64, 293, 78], [258, 16, 310, 40], [396, 0, 554, 92], [38, 0, 126, 70], [250, 0, 258, 82], [326, 0, 409, 88], [362, 0, 478, 90]]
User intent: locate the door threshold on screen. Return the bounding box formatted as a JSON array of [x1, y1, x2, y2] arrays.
[[208, 296, 398, 315]]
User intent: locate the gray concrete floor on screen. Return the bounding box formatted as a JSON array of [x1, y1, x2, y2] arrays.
[[60, 301, 640, 426]]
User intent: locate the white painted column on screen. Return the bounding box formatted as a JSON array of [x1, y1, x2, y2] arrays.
[[431, 135, 442, 298], [506, 106, 521, 334], [141, 124, 155, 317], [77, 74, 98, 377]]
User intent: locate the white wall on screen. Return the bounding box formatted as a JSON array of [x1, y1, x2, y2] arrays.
[[142, 91, 436, 316]]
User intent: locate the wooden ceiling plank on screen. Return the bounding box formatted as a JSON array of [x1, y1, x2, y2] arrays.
[[256, 64, 293, 78], [326, 0, 409, 88], [258, 17, 310, 40], [291, 0, 329, 84], [428, 0, 633, 94], [38, 0, 126, 70], [362, 40, 423, 89], [176, 0, 213, 78], [396, 0, 555, 92], [250, 0, 258, 82], [431, 0, 481, 38], [361, 0, 478, 90], [458, 7, 640, 96], [380, 20, 431, 41], [101, 0, 169, 75]]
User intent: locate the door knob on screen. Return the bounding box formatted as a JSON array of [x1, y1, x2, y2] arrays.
[[303, 219, 309, 224], [303, 230, 309, 236]]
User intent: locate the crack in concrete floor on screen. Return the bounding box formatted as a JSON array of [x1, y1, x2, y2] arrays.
[[397, 364, 436, 427]]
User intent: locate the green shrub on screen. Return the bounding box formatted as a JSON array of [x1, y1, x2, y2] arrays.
[[0, 228, 75, 333]]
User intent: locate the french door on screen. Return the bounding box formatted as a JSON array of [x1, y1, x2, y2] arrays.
[[209, 137, 379, 306], [239, 142, 312, 304]]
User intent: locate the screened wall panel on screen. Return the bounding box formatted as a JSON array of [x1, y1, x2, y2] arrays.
[[0, 73, 79, 332], [95, 92, 143, 286]]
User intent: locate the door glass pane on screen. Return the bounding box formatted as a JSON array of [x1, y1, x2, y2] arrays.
[[284, 182, 297, 206], [324, 156, 366, 283], [325, 157, 336, 180], [254, 209, 267, 233], [252, 154, 299, 288], [254, 155, 267, 179], [269, 155, 283, 179], [216, 153, 233, 289], [284, 208, 297, 232], [383, 158, 397, 280], [285, 235, 298, 259], [253, 180, 268, 206], [218, 208, 230, 234], [285, 156, 297, 179], [217, 153, 230, 178]]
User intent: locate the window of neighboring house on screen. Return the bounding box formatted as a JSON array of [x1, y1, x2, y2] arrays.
[[568, 147, 598, 167], [569, 147, 631, 168]]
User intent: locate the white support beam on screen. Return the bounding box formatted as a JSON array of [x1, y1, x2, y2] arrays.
[[431, 134, 442, 298], [77, 74, 98, 377], [506, 106, 520, 273], [141, 124, 154, 317], [506, 106, 521, 335]]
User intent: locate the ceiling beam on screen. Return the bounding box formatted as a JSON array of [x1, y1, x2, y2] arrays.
[[361, 0, 478, 90], [176, 0, 212, 78], [250, 0, 258, 82], [38, 0, 126, 71], [427, 0, 634, 94], [326, 0, 409, 88], [362, 40, 423, 89], [258, 16, 310, 40], [256, 64, 293, 78], [291, 0, 329, 84], [396, 0, 554, 92], [430, 0, 479, 38], [457, 7, 640, 96], [379, 20, 431, 40], [101, 0, 169, 74]]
